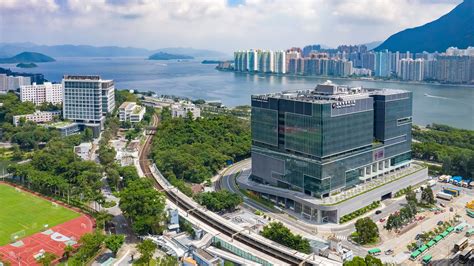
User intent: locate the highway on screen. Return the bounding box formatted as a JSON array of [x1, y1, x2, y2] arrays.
[[138, 114, 341, 266]]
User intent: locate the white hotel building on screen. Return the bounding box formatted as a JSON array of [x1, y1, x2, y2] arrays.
[[20, 82, 63, 105], [62, 75, 115, 133]]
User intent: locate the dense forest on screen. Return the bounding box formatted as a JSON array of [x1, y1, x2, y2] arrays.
[[412, 124, 474, 178], [151, 108, 251, 193]]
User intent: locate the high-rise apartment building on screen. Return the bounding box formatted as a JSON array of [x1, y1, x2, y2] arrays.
[[375, 50, 391, 77], [242, 82, 425, 223], [273, 51, 286, 74], [399, 58, 424, 81], [62, 75, 115, 133], [0, 74, 31, 92], [20, 82, 63, 105]]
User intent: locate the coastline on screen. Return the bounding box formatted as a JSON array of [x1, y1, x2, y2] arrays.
[[217, 68, 474, 88]]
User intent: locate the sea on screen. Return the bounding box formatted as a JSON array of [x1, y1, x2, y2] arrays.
[[2, 57, 473, 130]]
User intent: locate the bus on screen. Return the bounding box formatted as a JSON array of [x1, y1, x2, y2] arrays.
[[466, 228, 474, 237], [410, 250, 421, 260], [468, 209, 474, 218], [460, 248, 472, 264], [443, 187, 461, 197], [422, 254, 432, 265], [368, 248, 381, 256], [454, 237, 469, 252], [436, 192, 453, 201]]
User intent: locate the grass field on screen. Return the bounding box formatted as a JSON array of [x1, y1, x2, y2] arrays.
[[0, 183, 80, 245]]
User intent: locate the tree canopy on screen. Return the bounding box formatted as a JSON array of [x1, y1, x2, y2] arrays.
[[119, 179, 166, 235], [260, 222, 311, 253], [412, 124, 474, 178], [151, 109, 250, 193], [194, 190, 242, 212], [353, 218, 379, 245]]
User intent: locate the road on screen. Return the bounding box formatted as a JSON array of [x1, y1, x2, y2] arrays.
[[217, 161, 419, 257]]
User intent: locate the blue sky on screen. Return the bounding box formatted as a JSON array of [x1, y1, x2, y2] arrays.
[[0, 0, 462, 53]]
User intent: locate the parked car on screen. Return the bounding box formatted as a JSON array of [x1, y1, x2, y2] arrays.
[[384, 249, 394, 255], [440, 203, 446, 207], [450, 207, 454, 212], [415, 234, 421, 240], [375, 210, 382, 215], [437, 221, 444, 226], [379, 218, 386, 223]]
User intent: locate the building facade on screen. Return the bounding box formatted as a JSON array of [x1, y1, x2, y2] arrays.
[[20, 82, 63, 105], [0, 74, 31, 92], [251, 82, 413, 197], [171, 101, 201, 119], [119, 102, 146, 123], [62, 75, 115, 132], [12, 110, 61, 126], [248, 82, 420, 222]]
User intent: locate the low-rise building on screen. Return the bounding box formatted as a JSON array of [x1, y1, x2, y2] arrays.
[[12, 110, 61, 126], [118, 102, 146, 123], [20, 82, 63, 105], [48, 121, 81, 136], [74, 142, 92, 161], [171, 101, 201, 119]]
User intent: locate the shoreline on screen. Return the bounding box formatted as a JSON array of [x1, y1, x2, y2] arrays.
[[216, 68, 474, 88]]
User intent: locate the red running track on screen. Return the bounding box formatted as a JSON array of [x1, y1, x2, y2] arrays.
[[0, 215, 94, 265]]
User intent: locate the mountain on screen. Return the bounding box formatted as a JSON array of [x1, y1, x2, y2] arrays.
[[361, 41, 382, 51], [148, 52, 194, 60], [0, 43, 227, 58], [0, 52, 55, 63], [375, 0, 473, 53]]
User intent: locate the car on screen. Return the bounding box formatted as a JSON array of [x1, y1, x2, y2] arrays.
[[440, 203, 446, 207], [450, 207, 454, 212], [437, 221, 444, 226], [379, 218, 386, 223], [384, 249, 394, 255], [415, 234, 421, 240], [375, 210, 382, 215]]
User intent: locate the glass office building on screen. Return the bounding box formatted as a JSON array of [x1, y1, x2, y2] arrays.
[[251, 81, 412, 198]]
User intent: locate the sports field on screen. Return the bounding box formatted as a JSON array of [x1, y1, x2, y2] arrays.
[[0, 183, 80, 245]]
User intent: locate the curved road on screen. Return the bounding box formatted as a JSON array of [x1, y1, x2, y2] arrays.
[[217, 161, 410, 256]]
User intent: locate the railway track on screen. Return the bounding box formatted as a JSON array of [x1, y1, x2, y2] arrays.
[[138, 115, 320, 266]]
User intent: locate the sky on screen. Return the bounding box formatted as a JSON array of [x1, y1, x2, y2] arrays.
[[0, 0, 462, 53]]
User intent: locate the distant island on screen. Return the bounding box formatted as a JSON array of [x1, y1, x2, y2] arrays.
[[201, 60, 223, 64], [16, 62, 38, 68], [148, 52, 194, 60], [0, 52, 55, 64]]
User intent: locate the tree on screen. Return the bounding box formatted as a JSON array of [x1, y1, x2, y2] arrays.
[[70, 231, 106, 263], [137, 239, 157, 265], [36, 252, 57, 266], [364, 255, 383, 266], [104, 234, 125, 256], [261, 222, 311, 253], [421, 186, 435, 205], [63, 244, 74, 260], [354, 218, 379, 245], [405, 186, 417, 204], [83, 128, 93, 142], [194, 191, 242, 212], [119, 179, 166, 234], [155, 255, 178, 266], [343, 256, 367, 266]]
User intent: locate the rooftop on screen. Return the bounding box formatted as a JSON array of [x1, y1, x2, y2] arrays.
[[252, 81, 409, 104]]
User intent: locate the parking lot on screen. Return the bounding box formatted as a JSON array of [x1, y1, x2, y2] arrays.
[[374, 179, 474, 264]]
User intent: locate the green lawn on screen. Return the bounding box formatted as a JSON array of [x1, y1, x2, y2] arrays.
[[0, 183, 80, 245]]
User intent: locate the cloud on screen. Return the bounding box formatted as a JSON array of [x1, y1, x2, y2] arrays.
[[0, 0, 462, 52]]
